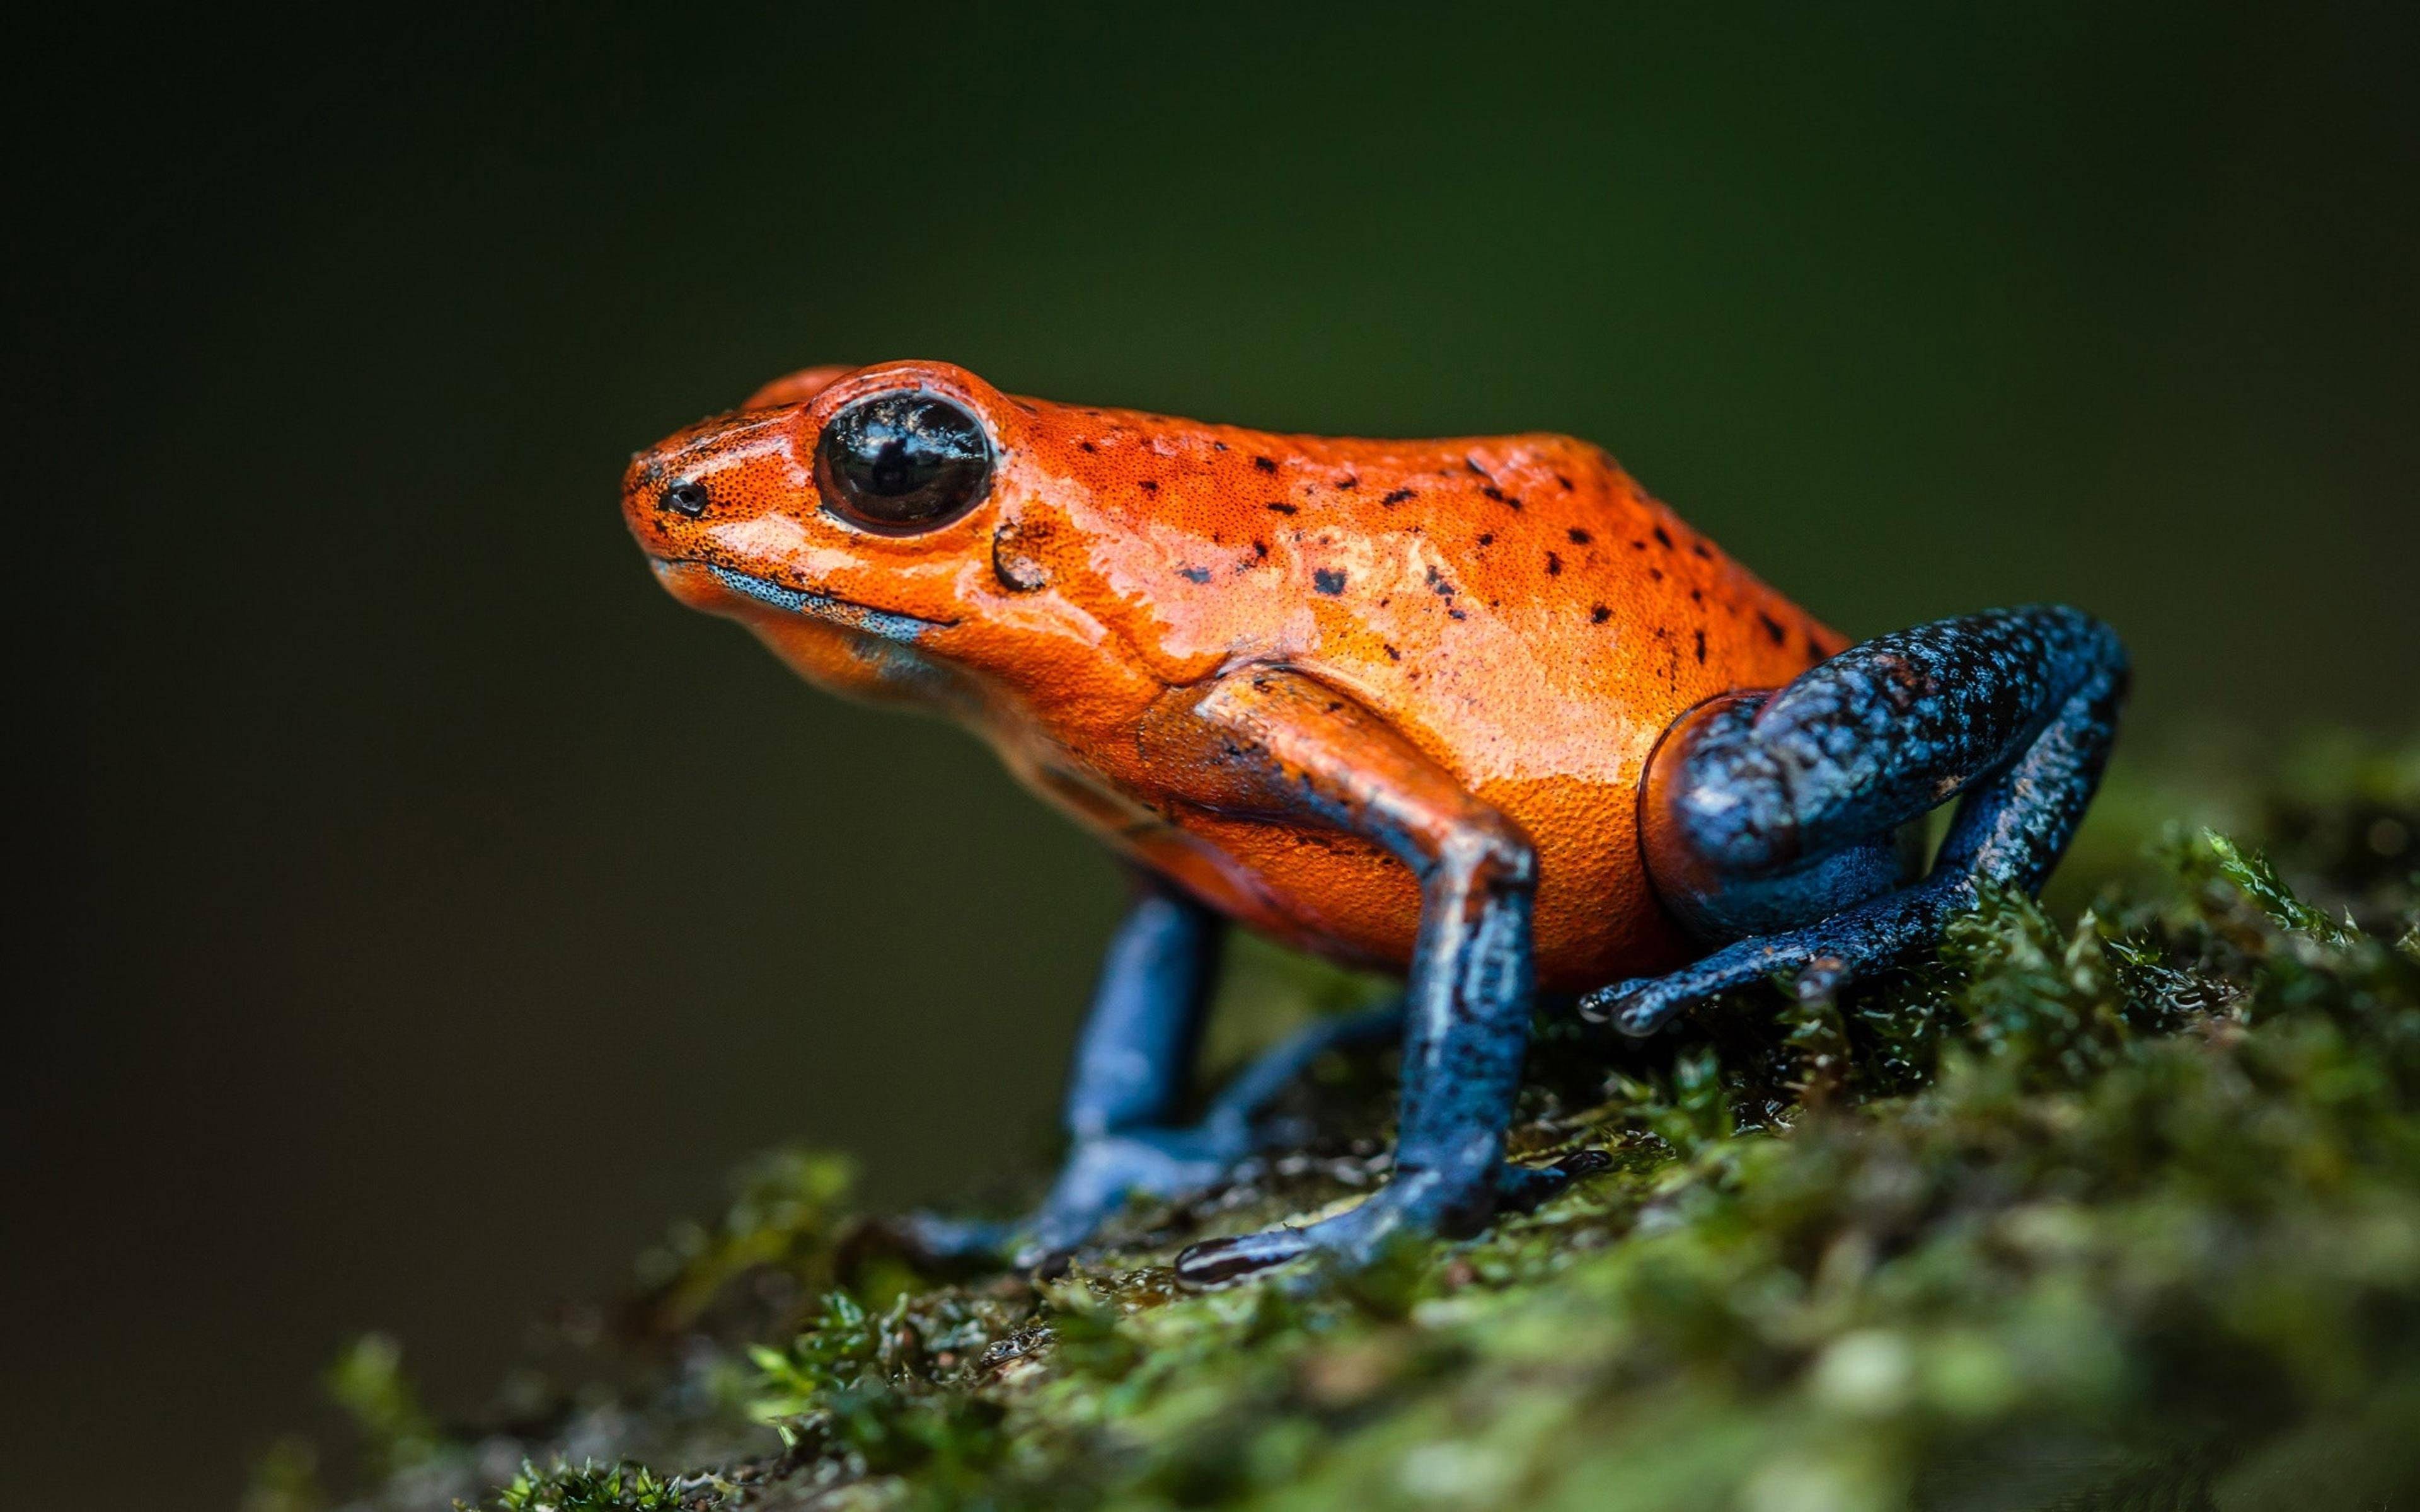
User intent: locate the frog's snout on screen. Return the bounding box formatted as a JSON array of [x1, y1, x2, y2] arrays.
[[621, 407, 802, 549]]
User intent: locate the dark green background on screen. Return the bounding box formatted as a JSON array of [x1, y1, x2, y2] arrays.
[[12, 6, 2416, 1506]]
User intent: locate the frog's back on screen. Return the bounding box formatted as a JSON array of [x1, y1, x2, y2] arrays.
[[1004, 401, 1843, 988]]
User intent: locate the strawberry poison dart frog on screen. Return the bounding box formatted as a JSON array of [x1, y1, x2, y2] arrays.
[[624, 361, 2126, 1283]]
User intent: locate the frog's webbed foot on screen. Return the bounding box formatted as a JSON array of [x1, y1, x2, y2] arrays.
[[1584, 606, 2128, 1037]]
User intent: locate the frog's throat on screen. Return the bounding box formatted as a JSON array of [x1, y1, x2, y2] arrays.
[[654, 559, 953, 645]]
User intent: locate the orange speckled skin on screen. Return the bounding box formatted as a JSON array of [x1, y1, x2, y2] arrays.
[[624, 361, 1844, 992]]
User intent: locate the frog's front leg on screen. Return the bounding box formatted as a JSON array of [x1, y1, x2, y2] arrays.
[[1582, 605, 2128, 1035], [1024, 877, 1230, 1256], [1150, 670, 1589, 1287], [1025, 881, 1408, 1260], [911, 879, 1404, 1265]]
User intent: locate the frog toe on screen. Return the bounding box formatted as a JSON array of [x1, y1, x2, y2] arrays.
[[1576, 951, 1804, 1036], [1580, 876, 1971, 1036]]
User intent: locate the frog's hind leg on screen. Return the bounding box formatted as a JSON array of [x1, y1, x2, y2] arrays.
[[1582, 605, 2128, 1036]]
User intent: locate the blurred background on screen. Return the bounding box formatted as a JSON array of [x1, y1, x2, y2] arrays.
[[10, 4, 2416, 1506]]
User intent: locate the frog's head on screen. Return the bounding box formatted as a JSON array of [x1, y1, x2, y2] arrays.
[[624, 359, 1171, 716]]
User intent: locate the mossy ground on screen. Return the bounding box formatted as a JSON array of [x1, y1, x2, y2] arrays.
[[250, 736, 2420, 1512]]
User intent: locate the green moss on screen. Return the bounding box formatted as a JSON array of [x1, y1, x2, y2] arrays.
[[633, 1148, 860, 1334], [270, 733, 2420, 1512], [472, 1461, 728, 1512]]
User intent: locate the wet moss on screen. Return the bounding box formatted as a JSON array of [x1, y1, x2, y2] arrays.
[[265, 735, 2420, 1512]]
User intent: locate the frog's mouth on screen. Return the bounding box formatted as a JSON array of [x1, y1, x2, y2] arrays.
[[650, 559, 954, 646]]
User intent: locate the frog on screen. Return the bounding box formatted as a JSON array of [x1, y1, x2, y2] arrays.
[[622, 359, 2127, 1285]]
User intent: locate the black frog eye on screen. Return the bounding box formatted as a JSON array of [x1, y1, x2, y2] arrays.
[[814, 391, 994, 533]]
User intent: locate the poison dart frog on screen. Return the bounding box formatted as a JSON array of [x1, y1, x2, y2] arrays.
[[624, 360, 2126, 1284]]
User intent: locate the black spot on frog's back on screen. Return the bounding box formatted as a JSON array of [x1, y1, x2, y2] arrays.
[[1313, 568, 1347, 595]]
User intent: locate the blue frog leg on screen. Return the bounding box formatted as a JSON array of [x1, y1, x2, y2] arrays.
[[1149, 670, 1597, 1287], [1584, 604, 2128, 1035], [912, 878, 1408, 1265]]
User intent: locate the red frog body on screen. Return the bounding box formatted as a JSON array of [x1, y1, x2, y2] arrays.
[[631, 361, 1838, 993]]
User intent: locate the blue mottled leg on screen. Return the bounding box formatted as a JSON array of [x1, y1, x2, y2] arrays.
[[1024, 879, 1230, 1257], [1063, 881, 1227, 1142], [1583, 605, 2128, 1036], [1173, 825, 1543, 1286], [1048, 667, 1613, 1286], [907, 879, 1219, 1259], [916, 878, 1415, 1263], [1022, 997, 1414, 1259]]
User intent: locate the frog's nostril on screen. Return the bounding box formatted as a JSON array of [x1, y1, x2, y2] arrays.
[[660, 481, 710, 518]]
